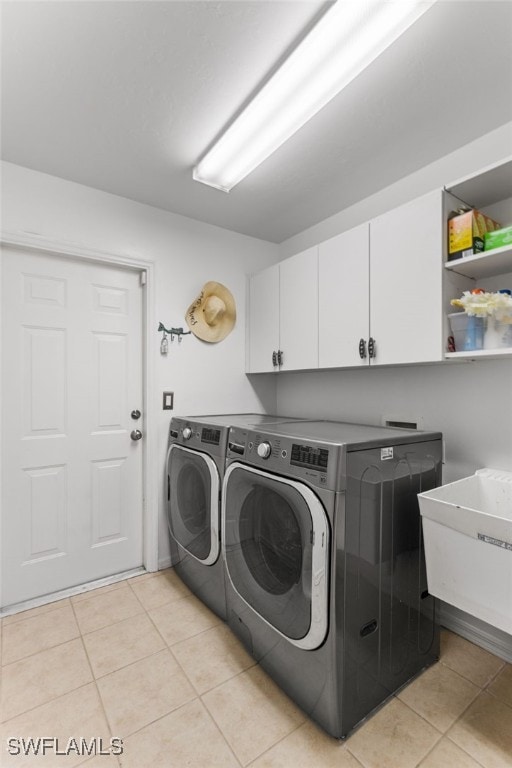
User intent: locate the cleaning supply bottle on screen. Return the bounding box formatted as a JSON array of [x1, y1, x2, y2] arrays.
[[463, 288, 485, 351]]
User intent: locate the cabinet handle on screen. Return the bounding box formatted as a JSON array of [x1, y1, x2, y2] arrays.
[[368, 337, 376, 359], [359, 338, 367, 359], [277, 350, 283, 366], [272, 351, 277, 367]]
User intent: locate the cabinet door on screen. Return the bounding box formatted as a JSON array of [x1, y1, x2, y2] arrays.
[[247, 264, 279, 373], [370, 190, 444, 365], [318, 224, 370, 368], [279, 247, 318, 371]]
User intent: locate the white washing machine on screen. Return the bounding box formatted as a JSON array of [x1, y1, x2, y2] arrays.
[[166, 414, 308, 620], [222, 420, 443, 738]]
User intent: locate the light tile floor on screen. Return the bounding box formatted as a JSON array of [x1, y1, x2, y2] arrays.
[[0, 568, 511, 768]]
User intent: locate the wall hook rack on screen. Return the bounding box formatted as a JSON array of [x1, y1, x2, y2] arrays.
[[158, 322, 191, 354]]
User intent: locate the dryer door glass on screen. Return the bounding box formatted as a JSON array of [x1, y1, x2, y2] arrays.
[[167, 445, 220, 564], [223, 464, 329, 647]]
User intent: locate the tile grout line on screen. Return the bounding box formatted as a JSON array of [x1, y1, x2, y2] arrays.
[[444, 731, 489, 768], [73, 584, 147, 638], [434, 684, 502, 768], [485, 686, 512, 712], [482, 658, 508, 689], [194, 698, 244, 768], [102, 578, 243, 766], [0, 680, 95, 727], [135, 583, 258, 704], [1, 626, 82, 668], [69, 596, 118, 758], [342, 693, 445, 768], [438, 656, 506, 690], [242, 722, 307, 768], [133, 578, 297, 767]]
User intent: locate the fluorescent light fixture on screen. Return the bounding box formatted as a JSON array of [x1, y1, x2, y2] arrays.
[[193, 0, 437, 192]]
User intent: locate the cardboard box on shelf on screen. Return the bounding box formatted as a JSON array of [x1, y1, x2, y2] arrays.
[[448, 209, 501, 261]]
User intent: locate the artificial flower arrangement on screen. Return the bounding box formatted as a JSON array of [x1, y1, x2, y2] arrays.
[[451, 290, 512, 319]]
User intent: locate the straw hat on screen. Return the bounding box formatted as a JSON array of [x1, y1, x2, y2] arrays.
[[185, 281, 236, 342]]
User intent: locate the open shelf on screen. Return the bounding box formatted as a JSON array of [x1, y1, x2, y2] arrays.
[[445, 347, 512, 360], [444, 243, 512, 280], [445, 157, 512, 209]]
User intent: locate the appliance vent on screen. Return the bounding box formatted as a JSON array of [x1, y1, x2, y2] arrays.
[[385, 419, 418, 430], [382, 414, 424, 430]]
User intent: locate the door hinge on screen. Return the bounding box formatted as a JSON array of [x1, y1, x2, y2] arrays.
[[140, 270, 147, 286]]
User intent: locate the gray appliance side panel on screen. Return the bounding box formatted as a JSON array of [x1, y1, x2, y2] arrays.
[[338, 439, 442, 737]]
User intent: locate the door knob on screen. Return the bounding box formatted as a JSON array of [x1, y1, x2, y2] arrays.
[[130, 430, 143, 441], [131, 409, 141, 420]]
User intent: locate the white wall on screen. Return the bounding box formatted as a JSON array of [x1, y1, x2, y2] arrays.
[[1, 161, 280, 566], [280, 121, 512, 257], [276, 122, 512, 484]]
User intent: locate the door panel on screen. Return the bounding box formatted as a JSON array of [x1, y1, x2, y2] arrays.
[[279, 247, 318, 371], [1, 247, 144, 608], [369, 191, 443, 365], [23, 326, 67, 435], [318, 224, 370, 368], [247, 264, 279, 373], [23, 465, 67, 561]]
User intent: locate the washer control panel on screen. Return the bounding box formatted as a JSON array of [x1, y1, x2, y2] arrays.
[[227, 427, 336, 490]]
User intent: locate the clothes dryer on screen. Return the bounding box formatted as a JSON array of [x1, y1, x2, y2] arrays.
[[166, 413, 308, 620], [222, 420, 442, 738]]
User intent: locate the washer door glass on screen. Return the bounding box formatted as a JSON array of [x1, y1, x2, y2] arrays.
[[223, 463, 329, 649], [167, 445, 220, 564]]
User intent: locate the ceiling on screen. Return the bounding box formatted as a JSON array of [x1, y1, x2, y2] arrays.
[[2, 1, 512, 244]]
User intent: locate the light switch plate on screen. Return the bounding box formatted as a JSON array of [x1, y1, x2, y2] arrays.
[[163, 391, 174, 410]]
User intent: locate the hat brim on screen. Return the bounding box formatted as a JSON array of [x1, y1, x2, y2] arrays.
[[185, 281, 236, 343]]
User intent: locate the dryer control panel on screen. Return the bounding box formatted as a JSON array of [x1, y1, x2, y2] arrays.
[[168, 417, 226, 457]]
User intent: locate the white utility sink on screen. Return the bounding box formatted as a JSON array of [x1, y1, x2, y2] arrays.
[[418, 468, 512, 635]]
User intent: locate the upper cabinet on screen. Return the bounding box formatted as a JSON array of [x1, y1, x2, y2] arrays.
[[247, 158, 512, 373], [319, 191, 444, 368], [370, 190, 444, 366], [247, 263, 279, 373], [279, 247, 318, 371], [247, 247, 318, 373], [318, 224, 370, 368]]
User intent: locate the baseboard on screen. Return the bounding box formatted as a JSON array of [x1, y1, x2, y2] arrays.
[[158, 555, 173, 571], [440, 602, 512, 663]]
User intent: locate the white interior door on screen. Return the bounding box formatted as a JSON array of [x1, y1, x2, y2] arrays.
[[1, 246, 144, 608]]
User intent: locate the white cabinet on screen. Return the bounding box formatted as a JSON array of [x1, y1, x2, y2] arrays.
[[319, 192, 444, 368], [369, 190, 444, 365], [279, 247, 318, 371], [318, 224, 370, 368], [247, 264, 279, 373], [247, 247, 318, 373]]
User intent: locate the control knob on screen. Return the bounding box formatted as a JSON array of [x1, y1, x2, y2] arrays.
[[182, 427, 193, 440], [257, 441, 272, 459]]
